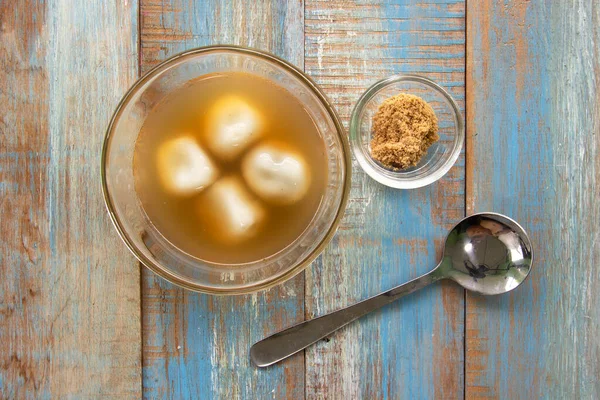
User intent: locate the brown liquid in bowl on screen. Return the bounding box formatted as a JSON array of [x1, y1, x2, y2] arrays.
[[134, 72, 327, 264]]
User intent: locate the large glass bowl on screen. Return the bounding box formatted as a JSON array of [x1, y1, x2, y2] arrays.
[[102, 46, 351, 294], [350, 74, 463, 189]]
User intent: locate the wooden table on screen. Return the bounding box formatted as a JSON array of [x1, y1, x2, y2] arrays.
[[1, 1, 599, 398]]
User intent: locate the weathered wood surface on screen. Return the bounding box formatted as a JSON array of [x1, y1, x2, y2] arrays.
[[140, 1, 306, 399], [3, 0, 600, 399], [466, 0, 600, 398], [304, 0, 465, 399], [0, 1, 141, 399], [139, 0, 465, 398]]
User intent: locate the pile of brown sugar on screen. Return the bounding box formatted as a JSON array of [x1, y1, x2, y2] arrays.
[[370, 93, 439, 170]]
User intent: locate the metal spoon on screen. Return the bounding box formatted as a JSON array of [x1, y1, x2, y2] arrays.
[[250, 212, 533, 367]]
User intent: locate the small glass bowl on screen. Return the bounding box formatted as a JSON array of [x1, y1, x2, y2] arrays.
[[349, 74, 464, 189]]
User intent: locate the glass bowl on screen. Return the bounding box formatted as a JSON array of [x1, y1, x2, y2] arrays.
[[349, 74, 463, 189], [102, 46, 351, 294]]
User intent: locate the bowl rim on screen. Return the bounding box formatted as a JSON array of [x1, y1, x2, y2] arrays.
[[101, 45, 351, 295], [349, 74, 464, 189]]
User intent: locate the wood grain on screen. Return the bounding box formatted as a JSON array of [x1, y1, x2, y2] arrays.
[[0, 1, 141, 398], [466, 0, 600, 398], [139, 1, 306, 398], [304, 1, 465, 398], [7, 1, 597, 398]]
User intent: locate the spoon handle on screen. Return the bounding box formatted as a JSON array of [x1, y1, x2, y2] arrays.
[[250, 271, 441, 367]]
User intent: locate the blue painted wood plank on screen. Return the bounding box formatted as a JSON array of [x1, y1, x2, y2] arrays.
[[304, 1, 465, 398], [466, 0, 600, 398], [139, 1, 306, 399], [0, 1, 141, 398]]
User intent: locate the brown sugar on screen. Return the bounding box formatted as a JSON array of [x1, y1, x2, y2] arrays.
[[370, 93, 439, 170]]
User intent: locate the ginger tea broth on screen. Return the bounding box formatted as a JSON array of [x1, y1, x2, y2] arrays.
[[134, 72, 327, 264]]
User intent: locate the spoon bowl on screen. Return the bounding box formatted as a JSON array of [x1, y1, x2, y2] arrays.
[[250, 212, 533, 367], [439, 212, 533, 295]]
